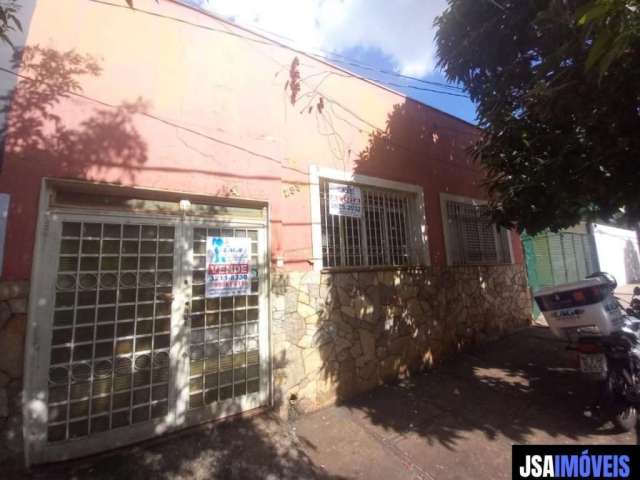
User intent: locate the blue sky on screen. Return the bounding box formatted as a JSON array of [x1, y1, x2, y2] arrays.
[[332, 46, 476, 124], [194, 0, 478, 124]]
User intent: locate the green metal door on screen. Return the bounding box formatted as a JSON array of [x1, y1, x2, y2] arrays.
[[522, 231, 598, 317]]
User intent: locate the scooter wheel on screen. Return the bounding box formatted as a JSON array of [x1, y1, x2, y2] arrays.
[[598, 378, 638, 432]]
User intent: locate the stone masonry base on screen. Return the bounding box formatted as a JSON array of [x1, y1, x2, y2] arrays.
[[0, 281, 28, 464], [0, 265, 530, 465], [271, 265, 531, 417]]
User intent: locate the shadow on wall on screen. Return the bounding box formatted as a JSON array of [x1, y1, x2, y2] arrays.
[[1, 42, 264, 478], [280, 99, 597, 454], [355, 101, 477, 176], [352, 100, 479, 267], [1, 45, 149, 179], [0, 44, 150, 277], [0, 46, 329, 476], [272, 96, 530, 427], [274, 266, 531, 420], [625, 239, 640, 284], [0, 44, 152, 474], [354, 101, 480, 183]]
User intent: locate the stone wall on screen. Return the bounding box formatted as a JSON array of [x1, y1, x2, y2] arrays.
[[271, 265, 531, 416], [0, 281, 28, 464], [0, 266, 531, 464]]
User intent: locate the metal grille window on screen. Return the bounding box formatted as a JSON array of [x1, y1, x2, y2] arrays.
[[445, 200, 511, 265], [319, 179, 416, 268]]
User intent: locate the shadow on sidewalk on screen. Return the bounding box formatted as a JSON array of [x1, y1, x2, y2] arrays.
[[290, 327, 637, 479], [330, 327, 636, 450], [23, 412, 345, 480], [16, 328, 635, 480]]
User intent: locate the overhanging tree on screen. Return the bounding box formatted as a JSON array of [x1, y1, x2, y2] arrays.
[[577, 0, 640, 74], [435, 0, 640, 235], [0, 0, 21, 47]]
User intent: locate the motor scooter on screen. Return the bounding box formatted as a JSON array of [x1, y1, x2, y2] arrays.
[[534, 273, 640, 431]]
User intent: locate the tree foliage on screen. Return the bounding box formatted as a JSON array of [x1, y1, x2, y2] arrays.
[[435, 0, 640, 234], [0, 0, 22, 47], [578, 0, 640, 73]]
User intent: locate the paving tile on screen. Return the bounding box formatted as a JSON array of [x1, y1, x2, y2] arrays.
[[392, 412, 512, 480], [294, 407, 415, 479]]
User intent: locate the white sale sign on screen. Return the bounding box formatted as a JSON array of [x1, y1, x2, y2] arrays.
[[328, 183, 362, 218], [205, 237, 251, 298]]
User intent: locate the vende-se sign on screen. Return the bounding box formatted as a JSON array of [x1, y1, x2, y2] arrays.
[[328, 183, 362, 218], [205, 236, 251, 298]]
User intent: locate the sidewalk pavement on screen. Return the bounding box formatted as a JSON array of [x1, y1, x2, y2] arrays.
[[15, 327, 636, 480], [292, 326, 635, 479]]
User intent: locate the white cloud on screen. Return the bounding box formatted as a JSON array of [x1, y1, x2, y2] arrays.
[[200, 0, 448, 77]]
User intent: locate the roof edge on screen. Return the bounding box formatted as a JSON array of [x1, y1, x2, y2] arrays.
[[164, 0, 477, 131]]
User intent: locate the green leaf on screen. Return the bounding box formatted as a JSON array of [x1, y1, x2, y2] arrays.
[[432, 0, 640, 232], [597, 34, 629, 74], [585, 29, 614, 70], [577, 1, 613, 26]]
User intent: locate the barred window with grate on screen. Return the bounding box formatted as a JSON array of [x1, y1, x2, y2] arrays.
[[444, 200, 512, 265], [319, 179, 417, 268]]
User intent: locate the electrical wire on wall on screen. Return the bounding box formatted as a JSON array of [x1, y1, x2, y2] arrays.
[[87, 0, 470, 100], [0, 0, 481, 182]]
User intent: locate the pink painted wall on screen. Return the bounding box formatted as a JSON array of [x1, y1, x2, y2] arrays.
[[0, 0, 522, 280]]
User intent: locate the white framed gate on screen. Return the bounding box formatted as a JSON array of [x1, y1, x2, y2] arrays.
[[23, 202, 270, 465]]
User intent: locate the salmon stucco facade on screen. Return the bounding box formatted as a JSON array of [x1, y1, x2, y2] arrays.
[[0, 0, 531, 466]]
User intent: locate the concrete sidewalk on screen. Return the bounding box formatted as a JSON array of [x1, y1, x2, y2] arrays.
[[14, 327, 637, 479], [293, 326, 635, 479]]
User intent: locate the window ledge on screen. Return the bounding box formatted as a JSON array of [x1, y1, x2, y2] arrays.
[[321, 265, 428, 274]]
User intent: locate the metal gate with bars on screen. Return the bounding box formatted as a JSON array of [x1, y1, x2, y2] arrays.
[[318, 179, 414, 268], [24, 207, 269, 465]]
